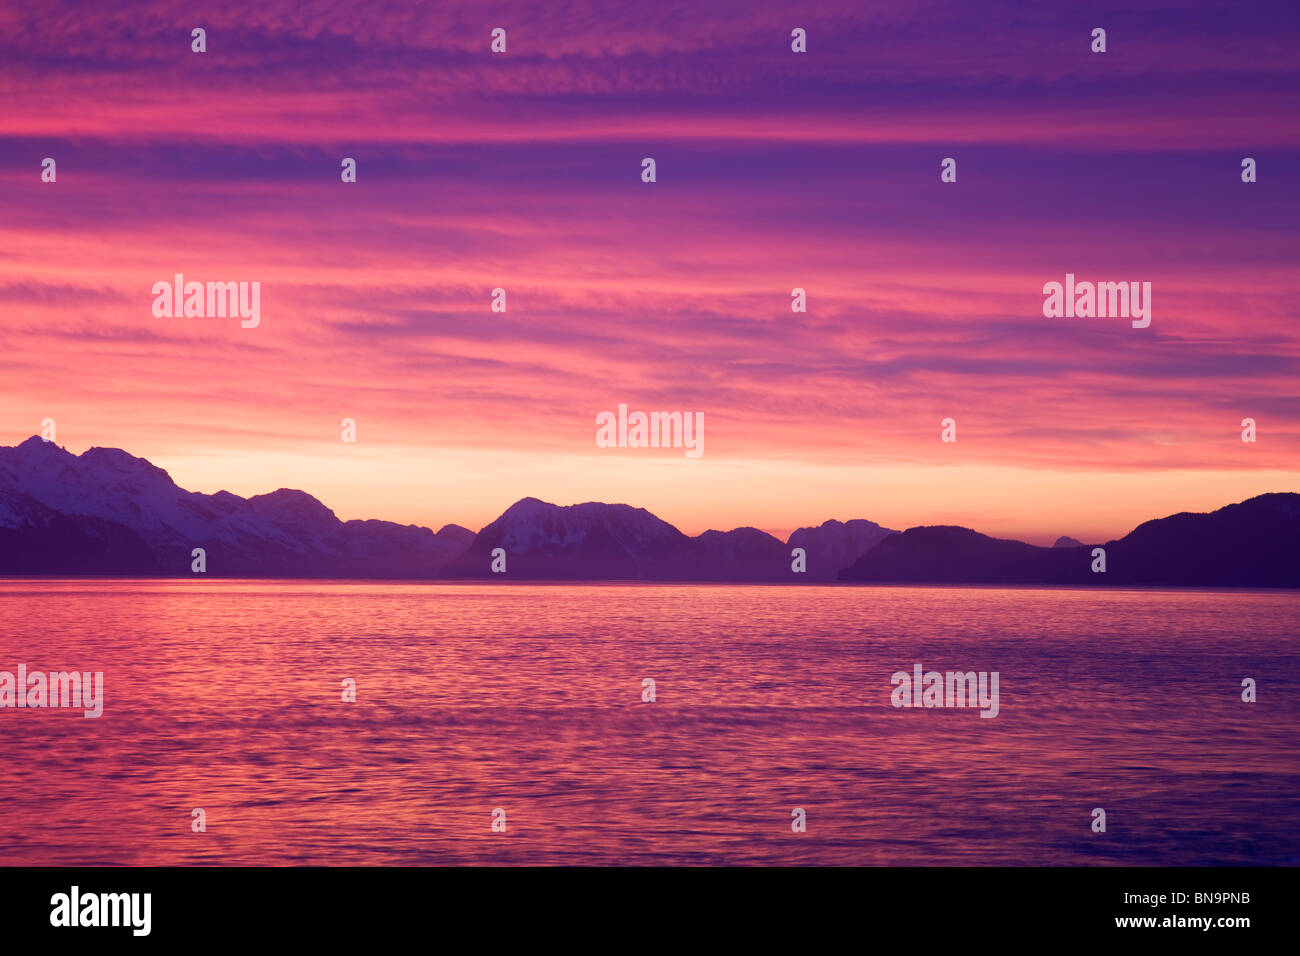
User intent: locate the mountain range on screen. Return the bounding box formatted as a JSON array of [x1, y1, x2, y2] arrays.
[[0, 436, 892, 580], [838, 495, 1300, 587], [0, 437, 472, 577], [1, 436, 1297, 586]]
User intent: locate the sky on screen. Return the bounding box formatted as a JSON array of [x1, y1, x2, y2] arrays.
[[2, 0, 1298, 544]]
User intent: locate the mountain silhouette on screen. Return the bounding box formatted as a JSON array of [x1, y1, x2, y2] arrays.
[[839, 493, 1300, 587], [0, 438, 896, 580], [789, 519, 895, 579], [3, 437, 1296, 585], [442, 497, 895, 580]]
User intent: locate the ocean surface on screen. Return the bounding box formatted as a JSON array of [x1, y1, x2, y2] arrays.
[[0, 580, 1296, 866]]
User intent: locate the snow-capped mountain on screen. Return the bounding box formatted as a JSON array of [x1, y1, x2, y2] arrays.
[[0, 437, 472, 576]]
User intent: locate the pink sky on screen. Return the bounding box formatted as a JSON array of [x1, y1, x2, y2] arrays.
[[2, 0, 1298, 544]]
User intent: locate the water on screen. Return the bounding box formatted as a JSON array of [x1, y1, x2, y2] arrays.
[[0, 580, 1296, 865]]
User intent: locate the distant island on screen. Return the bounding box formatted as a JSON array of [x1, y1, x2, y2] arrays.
[[2, 436, 1298, 587]]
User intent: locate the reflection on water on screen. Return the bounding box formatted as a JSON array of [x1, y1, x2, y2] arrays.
[[0, 580, 1296, 865]]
